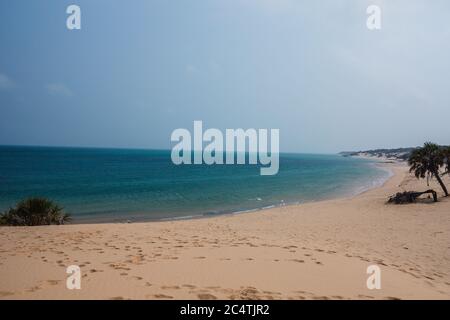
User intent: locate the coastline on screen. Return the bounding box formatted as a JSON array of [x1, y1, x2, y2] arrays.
[[0, 161, 449, 299], [71, 156, 395, 225], [0, 148, 393, 225]]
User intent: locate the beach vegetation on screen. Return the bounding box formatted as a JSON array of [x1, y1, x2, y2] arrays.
[[408, 142, 448, 197], [0, 197, 71, 226], [442, 146, 450, 176], [388, 189, 438, 204]]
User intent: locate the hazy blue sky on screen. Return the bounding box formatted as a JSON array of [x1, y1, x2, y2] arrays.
[[1, 0, 449, 153]]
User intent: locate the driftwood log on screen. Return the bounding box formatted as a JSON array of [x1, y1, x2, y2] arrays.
[[387, 189, 438, 204]]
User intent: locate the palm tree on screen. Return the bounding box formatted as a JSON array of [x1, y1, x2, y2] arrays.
[[408, 142, 448, 197], [442, 146, 450, 176], [0, 197, 71, 226]]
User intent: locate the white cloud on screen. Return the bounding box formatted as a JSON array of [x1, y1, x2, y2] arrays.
[[45, 83, 73, 97], [0, 73, 15, 90]]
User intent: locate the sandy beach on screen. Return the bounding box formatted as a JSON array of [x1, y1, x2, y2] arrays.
[[0, 161, 449, 300]]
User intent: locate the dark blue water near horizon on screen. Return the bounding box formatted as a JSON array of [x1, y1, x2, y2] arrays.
[[0, 146, 391, 223]]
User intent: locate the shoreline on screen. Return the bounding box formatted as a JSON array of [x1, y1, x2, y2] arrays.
[[68, 157, 396, 226], [1, 161, 449, 300]]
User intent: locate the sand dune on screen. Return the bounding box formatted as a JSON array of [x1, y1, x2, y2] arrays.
[[0, 162, 449, 300]]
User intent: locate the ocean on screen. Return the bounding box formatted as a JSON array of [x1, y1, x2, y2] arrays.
[[0, 146, 391, 223]]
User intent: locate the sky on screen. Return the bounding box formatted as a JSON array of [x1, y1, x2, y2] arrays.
[[1, 0, 449, 153]]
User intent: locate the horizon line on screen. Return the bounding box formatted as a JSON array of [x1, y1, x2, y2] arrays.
[[0, 143, 344, 156]]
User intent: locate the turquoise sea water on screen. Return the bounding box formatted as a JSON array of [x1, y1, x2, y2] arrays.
[[0, 146, 391, 223]]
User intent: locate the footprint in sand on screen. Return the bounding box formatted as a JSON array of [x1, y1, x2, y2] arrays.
[[46, 280, 61, 286], [197, 293, 217, 300], [90, 269, 103, 273], [290, 259, 305, 263], [26, 286, 42, 293], [161, 285, 180, 290], [152, 294, 174, 299], [312, 296, 331, 300]]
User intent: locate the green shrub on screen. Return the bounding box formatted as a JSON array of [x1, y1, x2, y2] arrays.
[[0, 198, 71, 226]]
